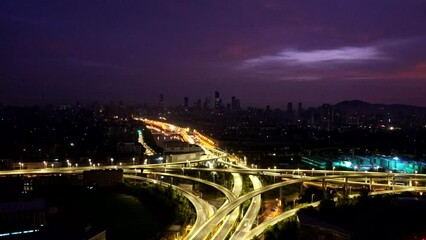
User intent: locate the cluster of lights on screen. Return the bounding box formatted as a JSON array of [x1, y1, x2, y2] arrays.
[[0, 229, 39, 237], [193, 130, 216, 146]]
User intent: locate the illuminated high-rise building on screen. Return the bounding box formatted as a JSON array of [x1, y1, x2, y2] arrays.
[[214, 91, 220, 110], [159, 93, 164, 109], [184, 97, 189, 109]]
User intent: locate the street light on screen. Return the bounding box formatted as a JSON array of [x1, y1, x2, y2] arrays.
[[43, 161, 47, 169], [132, 157, 135, 165], [312, 168, 315, 177], [311, 194, 315, 203], [111, 158, 114, 165], [333, 166, 335, 174]]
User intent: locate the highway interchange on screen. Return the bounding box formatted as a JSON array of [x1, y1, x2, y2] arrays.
[[1, 118, 426, 240]]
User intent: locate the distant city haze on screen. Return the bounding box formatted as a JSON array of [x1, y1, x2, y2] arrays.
[[1, 1, 426, 107]]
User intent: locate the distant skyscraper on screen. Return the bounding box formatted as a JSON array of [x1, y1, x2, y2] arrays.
[[298, 102, 302, 113], [184, 97, 189, 108], [159, 93, 164, 109], [231, 96, 241, 111], [287, 102, 293, 114], [321, 104, 334, 131], [194, 99, 202, 109], [287, 102, 294, 124], [203, 97, 211, 110], [297, 102, 303, 118], [214, 91, 220, 110]]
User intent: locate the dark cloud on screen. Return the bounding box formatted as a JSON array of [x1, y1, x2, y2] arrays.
[[0, 0, 426, 107]]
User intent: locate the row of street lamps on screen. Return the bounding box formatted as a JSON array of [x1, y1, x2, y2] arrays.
[[36, 157, 139, 169]]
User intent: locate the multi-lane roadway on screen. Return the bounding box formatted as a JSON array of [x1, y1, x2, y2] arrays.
[[2, 118, 426, 240]]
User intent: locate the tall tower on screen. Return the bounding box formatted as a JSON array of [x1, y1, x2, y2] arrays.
[[159, 93, 164, 109], [231, 96, 238, 111], [214, 91, 220, 110], [321, 104, 334, 131], [184, 97, 189, 109], [194, 99, 202, 109], [287, 102, 294, 124], [297, 102, 303, 119], [203, 97, 211, 110], [287, 102, 293, 114]]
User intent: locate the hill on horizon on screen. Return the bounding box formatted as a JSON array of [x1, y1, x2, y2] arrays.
[[334, 100, 426, 115]]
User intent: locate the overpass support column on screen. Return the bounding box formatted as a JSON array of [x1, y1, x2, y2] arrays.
[[369, 177, 372, 191], [322, 179, 326, 191], [392, 177, 395, 190], [279, 187, 285, 207], [344, 177, 348, 192]]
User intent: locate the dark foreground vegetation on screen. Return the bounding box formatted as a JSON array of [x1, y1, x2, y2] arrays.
[[259, 193, 426, 240], [20, 180, 195, 240]]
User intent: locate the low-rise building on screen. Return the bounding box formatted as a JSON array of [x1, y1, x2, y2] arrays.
[[83, 169, 123, 187], [163, 141, 204, 163]]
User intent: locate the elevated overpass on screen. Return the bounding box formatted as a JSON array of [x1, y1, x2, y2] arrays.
[[2, 118, 426, 240]]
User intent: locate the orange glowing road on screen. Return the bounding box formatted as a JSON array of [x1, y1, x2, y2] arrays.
[[135, 117, 218, 147]]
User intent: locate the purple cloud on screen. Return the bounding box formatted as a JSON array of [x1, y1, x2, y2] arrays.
[[242, 45, 385, 68]]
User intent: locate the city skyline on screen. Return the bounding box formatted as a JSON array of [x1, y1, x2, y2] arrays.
[[1, 1, 426, 107]]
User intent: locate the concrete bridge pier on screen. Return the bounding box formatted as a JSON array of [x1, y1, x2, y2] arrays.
[[322, 179, 327, 192], [279, 187, 286, 206], [391, 177, 395, 190], [343, 177, 348, 192], [368, 177, 372, 191]]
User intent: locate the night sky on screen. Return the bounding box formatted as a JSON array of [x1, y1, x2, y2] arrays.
[[1, 1, 426, 108]]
